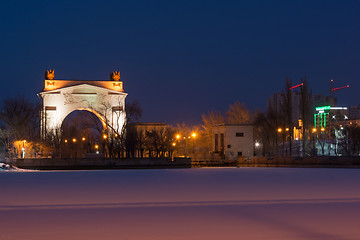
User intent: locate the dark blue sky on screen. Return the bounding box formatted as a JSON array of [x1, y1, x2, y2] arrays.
[[1, 0, 359, 124]]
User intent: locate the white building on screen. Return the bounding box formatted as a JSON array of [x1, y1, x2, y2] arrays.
[[212, 124, 254, 160], [38, 70, 127, 137]]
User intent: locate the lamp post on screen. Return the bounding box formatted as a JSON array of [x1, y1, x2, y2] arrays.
[[175, 134, 181, 156], [277, 128, 283, 155], [183, 137, 187, 156], [103, 134, 108, 157], [312, 128, 317, 156], [22, 140, 26, 158], [192, 132, 196, 154], [286, 127, 292, 156]]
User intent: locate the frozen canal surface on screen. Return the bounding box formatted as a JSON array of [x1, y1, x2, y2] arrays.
[[0, 167, 360, 240]]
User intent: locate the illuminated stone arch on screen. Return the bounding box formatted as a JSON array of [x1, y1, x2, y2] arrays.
[[39, 71, 127, 137]]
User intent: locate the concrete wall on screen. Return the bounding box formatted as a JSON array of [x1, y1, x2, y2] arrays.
[[6, 157, 191, 170], [192, 156, 360, 168]]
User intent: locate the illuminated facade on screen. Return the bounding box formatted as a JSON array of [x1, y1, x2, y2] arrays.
[[39, 70, 127, 137], [212, 124, 254, 160]]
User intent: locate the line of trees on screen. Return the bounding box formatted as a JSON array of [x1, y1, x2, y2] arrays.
[[253, 77, 314, 156], [1, 77, 360, 160], [0, 97, 177, 159]]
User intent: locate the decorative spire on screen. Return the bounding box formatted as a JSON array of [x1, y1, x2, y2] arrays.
[[110, 71, 120, 81], [45, 69, 55, 80]]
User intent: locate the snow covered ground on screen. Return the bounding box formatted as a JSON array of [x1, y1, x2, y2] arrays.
[[0, 167, 359, 240]]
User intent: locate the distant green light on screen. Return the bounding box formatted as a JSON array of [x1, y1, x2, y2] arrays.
[[315, 106, 331, 111]]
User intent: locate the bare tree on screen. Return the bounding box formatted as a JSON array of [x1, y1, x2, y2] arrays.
[[299, 77, 312, 156], [201, 111, 225, 147], [281, 77, 293, 156], [0, 97, 40, 158], [226, 101, 252, 124]]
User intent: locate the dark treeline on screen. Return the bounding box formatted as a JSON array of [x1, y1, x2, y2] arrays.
[[0, 77, 359, 159]]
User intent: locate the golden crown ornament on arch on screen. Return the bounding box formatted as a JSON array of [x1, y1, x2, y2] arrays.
[[45, 69, 55, 80], [110, 71, 120, 81]]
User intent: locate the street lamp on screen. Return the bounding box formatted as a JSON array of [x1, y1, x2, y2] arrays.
[[191, 132, 196, 154], [277, 128, 285, 155], [311, 128, 317, 156], [22, 140, 26, 158]]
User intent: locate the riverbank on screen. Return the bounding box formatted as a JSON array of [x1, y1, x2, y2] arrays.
[[4, 157, 191, 170]]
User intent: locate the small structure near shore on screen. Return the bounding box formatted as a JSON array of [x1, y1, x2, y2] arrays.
[[212, 124, 254, 160]]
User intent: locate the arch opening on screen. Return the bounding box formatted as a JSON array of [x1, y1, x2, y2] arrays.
[[60, 110, 105, 158]]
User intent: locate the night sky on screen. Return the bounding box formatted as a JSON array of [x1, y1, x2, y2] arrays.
[[1, 0, 359, 125]]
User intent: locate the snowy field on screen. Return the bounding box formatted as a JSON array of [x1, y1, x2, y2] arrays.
[[0, 167, 360, 240]]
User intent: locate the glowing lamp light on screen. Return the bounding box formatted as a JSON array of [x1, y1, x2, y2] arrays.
[[192, 132, 196, 138], [321, 127, 325, 132], [72, 138, 77, 143], [312, 128, 317, 133], [64, 139, 68, 143], [176, 134, 180, 139], [172, 143, 176, 146], [285, 128, 289, 131], [95, 145, 99, 149], [255, 142, 260, 147], [82, 137, 86, 141], [103, 134, 107, 139], [277, 128, 282, 133]]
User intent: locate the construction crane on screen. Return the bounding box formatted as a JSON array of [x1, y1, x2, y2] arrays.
[[289, 82, 303, 91], [330, 79, 349, 96]]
